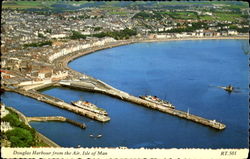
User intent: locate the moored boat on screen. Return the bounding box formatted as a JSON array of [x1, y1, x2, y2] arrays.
[[139, 95, 175, 109], [72, 100, 108, 116]]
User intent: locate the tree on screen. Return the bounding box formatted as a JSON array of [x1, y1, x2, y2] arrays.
[[23, 41, 52, 48], [92, 28, 137, 40], [6, 128, 34, 147], [38, 33, 45, 38], [2, 113, 21, 127], [69, 31, 86, 40], [94, 27, 102, 31]]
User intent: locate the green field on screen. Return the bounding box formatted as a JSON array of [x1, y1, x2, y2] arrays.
[[157, 1, 211, 5], [109, 11, 128, 15], [163, 11, 199, 19], [2, 1, 248, 12], [2, 1, 57, 9], [199, 12, 244, 21], [216, 13, 242, 21]]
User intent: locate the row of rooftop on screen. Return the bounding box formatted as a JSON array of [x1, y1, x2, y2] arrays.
[[1, 6, 249, 89], [1, 6, 248, 51]]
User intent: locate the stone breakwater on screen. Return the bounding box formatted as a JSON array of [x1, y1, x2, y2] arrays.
[[91, 81, 226, 130], [26, 116, 86, 129]]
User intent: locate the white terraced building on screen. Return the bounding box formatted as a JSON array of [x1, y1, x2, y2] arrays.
[[1, 104, 13, 132], [1, 121, 13, 132], [48, 43, 91, 62], [1, 104, 9, 118], [48, 37, 116, 62]]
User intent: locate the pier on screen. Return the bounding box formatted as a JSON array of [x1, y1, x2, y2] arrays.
[[2, 86, 110, 122], [59, 80, 226, 130], [26, 116, 86, 129]]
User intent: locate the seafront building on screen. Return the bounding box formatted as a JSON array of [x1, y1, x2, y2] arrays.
[[0, 104, 13, 133], [1, 5, 248, 87]]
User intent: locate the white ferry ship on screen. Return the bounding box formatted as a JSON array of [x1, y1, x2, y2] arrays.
[[72, 100, 108, 116], [139, 95, 175, 109]]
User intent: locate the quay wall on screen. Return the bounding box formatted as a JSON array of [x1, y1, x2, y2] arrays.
[[103, 89, 226, 130], [2, 86, 110, 122], [27, 116, 66, 122], [77, 82, 226, 130], [32, 82, 58, 91], [66, 118, 86, 129], [35, 132, 60, 148], [140, 35, 249, 43]]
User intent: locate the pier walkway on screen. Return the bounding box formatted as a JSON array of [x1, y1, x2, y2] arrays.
[[59, 80, 226, 130]]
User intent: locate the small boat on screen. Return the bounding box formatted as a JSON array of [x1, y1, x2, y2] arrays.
[[216, 85, 234, 93], [97, 135, 102, 138], [89, 134, 94, 137], [224, 85, 234, 93], [139, 95, 175, 109], [209, 84, 244, 94]]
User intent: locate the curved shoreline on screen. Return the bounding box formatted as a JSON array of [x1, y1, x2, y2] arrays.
[[59, 40, 136, 75], [60, 35, 249, 74], [54, 36, 245, 130]]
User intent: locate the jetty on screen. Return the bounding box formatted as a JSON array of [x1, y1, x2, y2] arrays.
[[2, 86, 110, 122], [26, 116, 86, 129], [59, 80, 226, 130], [2, 76, 226, 130]]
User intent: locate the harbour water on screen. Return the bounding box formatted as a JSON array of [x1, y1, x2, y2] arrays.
[[1, 39, 248, 148]]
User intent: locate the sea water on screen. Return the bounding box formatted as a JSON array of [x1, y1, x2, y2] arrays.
[[2, 39, 248, 148]]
